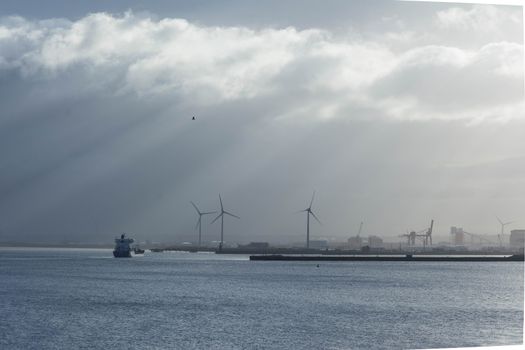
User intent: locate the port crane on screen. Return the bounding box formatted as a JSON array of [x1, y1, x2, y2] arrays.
[[416, 219, 433, 247], [399, 219, 433, 248], [400, 230, 417, 246]]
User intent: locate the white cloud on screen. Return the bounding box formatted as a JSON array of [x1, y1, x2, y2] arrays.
[[436, 4, 521, 31], [124, 23, 320, 100], [0, 10, 522, 122], [433, 4, 523, 50], [370, 42, 523, 120], [477, 42, 524, 78]]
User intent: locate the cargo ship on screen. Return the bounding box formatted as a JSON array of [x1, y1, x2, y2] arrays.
[[113, 233, 134, 258]]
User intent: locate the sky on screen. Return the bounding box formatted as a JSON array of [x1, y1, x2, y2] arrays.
[[0, 0, 523, 245]]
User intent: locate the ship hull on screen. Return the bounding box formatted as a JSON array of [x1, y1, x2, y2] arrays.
[[113, 250, 132, 258]]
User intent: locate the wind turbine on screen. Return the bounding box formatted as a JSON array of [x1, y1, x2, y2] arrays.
[[211, 195, 240, 251], [190, 201, 216, 247], [496, 216, 513, 246], [300, 191, 321, 249]]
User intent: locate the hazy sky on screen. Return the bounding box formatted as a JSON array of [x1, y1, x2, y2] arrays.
[[0, 1, 523, 244]]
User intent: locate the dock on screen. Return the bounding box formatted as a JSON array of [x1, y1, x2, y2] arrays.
[[249, 254, 525, 262]]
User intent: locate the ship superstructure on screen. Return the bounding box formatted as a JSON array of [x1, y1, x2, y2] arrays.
[[113, 233, 134, 258]]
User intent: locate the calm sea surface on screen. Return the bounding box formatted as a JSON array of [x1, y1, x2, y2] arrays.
[[0, 248, 523, 349]]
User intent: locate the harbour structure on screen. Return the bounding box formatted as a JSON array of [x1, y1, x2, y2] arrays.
[[462, 230, 494, 246], [416, 219, 433, 247], [113, 233, 134, 258], [309, 240, 328, 249], [250, 254, 525, 262], [451, 227, 496, 247], [367, 235, 384, 249], [191, 201, 216, 247], [211, 194, 240, 252], [299, 191, 321, 249], [238, 242, 270, 249], [347, 221, 364, 250], [400, 220, 433, 248], [347, 235, 363, 250], [400, 230, 417, 246], [509, 230, 525, 251], [451, 226, 465, 246]]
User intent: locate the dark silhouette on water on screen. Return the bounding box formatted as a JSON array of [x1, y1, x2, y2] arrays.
[[250, 254, 525, 262], [113, 233, 134, 258], [133, 246, 145, 254]]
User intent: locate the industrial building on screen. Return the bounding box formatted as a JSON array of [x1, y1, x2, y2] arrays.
[[451, 226, 465, 246], [367, 235, 384, 249], [309, 240, 328, 249], [347, 236, 363, 250], [509, 230, 525, 251], [238, 242, 270, 249]]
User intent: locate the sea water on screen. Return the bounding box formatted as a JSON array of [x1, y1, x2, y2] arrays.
[[0, 248, 523, 349]]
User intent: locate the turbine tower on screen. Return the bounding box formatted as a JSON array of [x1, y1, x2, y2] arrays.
[[496, 216, 513, 246], [211, 195, 240, 251], [300, 191, 321, 249], [190, 201, 216, 247]]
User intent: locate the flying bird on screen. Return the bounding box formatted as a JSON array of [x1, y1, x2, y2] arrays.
[[192, 116, 195, 120]]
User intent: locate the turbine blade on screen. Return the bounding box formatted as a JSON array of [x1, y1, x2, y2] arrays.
[[310, 211, 322, 225], [224, 211, 240, 219], [219, 194, 223, 211], [202, 211, 217, 215], [496, 216, 503, 225], [211, 213, 223, 224], [195, 217, 201, 231], [309, 190, 316, 208], [190, 201, 201, 215]]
